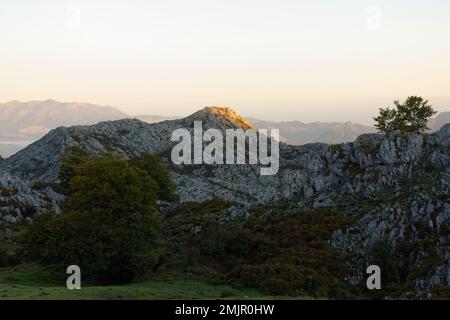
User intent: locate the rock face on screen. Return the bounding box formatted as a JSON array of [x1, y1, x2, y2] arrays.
[[1, 106, 450, 294]]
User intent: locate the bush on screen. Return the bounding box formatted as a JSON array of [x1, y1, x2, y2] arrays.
[[0, 248, 8, 267], [0, 186, 18, 196], [31, 181, 48, 191], [0, 248, 20, 267], [369, 239, 400, 285], [198, 225, 274, 265], [260, 278, 290, 295], [227, 265, 261, 288], [172, 207, 353, 297]]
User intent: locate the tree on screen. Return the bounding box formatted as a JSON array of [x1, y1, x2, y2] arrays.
[[58, 145, 90, 193], [130, 153, 179, 202], [21, 151, 175, 283], [374, 96, 436, 134]]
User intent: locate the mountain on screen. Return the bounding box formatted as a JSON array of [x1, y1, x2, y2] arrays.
[[247, 118, 377, 145], [247, 111, 450, 145], [2, 106, 450, 207], [137, 112, 450, 144], [429, 111, 450, 131], [135, 114, 377, 144], [135, 115, 381, 145], [0, 100, 128, 157], [2, 99, 448, 159], [135, 115, 180, 123], [2, 106, 450, 294]]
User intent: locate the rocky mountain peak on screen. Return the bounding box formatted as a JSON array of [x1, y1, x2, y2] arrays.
[[183, 106, 254, 130], [0, 106, 255, 183]]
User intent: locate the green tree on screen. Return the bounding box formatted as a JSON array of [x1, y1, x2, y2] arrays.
[[374, 96, 436, 134], [58, 145, 90, 193], [22, 152, 171, 283], [130, 153, 178, 202]]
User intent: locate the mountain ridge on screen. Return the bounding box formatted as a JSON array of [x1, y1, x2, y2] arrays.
[[2, 99, 450, 158], [1, 105, 450, 207]]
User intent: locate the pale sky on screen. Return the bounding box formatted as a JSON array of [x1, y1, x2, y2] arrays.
[[1, 0, 450, 124]]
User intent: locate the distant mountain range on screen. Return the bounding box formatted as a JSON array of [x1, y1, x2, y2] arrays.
[[0, 100, 127, 141], [0, 100, 128, 157], [1, 99, 449, 157], [134, 114, 180, 124], [246, 118, 376, 145]]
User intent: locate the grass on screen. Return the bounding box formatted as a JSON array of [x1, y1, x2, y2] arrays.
[[0, 264, 275, 300]]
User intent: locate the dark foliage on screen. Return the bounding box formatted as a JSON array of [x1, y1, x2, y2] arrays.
[[130, 153, 179, 202], [374, 96, 436, 134], [58, 145, 90, 193], [166, 203, 354, 298], [21, 151, 177, 283]]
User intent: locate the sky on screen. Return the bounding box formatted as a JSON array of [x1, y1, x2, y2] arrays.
[[1, 0, 450, 124]]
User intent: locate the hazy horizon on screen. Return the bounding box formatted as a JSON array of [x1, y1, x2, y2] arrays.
[[1, 0, 450, 124], [2, 97, 450, 126]]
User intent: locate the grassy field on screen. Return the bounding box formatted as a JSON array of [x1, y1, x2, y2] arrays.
[[0, 264, 276, 300]]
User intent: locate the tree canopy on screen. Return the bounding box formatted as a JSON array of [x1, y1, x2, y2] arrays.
[[22, 149, 177, 283], [374, 96, 436, 134]]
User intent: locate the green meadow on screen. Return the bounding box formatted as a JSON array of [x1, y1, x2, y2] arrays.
[[0, 264, 278, 300]]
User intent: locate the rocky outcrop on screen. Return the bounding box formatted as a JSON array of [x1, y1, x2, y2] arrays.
[[1, 109, 450, 212]]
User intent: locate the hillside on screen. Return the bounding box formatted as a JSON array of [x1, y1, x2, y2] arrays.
[[2, 107, 450, 297]]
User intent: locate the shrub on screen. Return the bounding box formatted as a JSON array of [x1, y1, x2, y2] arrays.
[[0, 248, 20, 267], [0, 186, 18, 196], [329, 144, 341, 153], [369, 239, 400, 285], [260, 278, 290, 295], [198, 225, 274, 265], [0, 248, 8, 267], [173, 207, 353, 297], [227, 265, 261, 288], [31, 181, 47, 191]]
